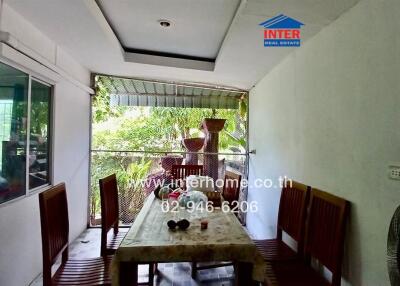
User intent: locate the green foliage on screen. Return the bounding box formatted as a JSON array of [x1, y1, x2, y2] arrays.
[[30, 101, 49, 135], [92, 78, 127, 123], [90, 153, 152, 223], [117, 157, 152, 192], [91, 74, 248, 152], [151, 107, 213, 140], [92, 106, 247, 153]]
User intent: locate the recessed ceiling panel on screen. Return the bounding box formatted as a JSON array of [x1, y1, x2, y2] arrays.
[[96, 0, 240, 61]]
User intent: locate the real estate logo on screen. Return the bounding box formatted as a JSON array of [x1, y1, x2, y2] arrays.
[[259, 14, 304, 47]]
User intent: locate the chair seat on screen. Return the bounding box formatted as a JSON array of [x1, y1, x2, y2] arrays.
[[106, 229, 128, 252], [52, 256, 112, 286], [265, 260, 330, 286], [254, 239, 298, 261]]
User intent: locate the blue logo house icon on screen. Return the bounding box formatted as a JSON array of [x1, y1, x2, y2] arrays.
[[260, 14, 304, 47]]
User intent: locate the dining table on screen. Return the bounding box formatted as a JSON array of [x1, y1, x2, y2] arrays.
[[111, 192, 265, 285]]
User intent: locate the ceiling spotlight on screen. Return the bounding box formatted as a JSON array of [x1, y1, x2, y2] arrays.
[[158, 20, 171, 28]]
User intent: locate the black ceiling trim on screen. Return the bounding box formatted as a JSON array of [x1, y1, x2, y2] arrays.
[[124, 48, 215, 63]]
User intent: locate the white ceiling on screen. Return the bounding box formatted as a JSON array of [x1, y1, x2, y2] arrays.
[[97, 0, 240, 60], [5, 0, 360, 90]]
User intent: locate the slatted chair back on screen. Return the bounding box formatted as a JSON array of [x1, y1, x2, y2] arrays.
[[99, 174, 120, 256], [277, 180, 310, 254], [304, 188, 350, 286], [171, 164, 203, 183], [39, 183, 70, 286], [222, 170, 242, 205]]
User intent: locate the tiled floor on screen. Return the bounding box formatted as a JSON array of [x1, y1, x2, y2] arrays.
[[30, 228, 234, 286]]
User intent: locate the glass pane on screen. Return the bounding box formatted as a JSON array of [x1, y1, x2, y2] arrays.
[[29, 80, 51, 189], [0, 62, 28, 203]]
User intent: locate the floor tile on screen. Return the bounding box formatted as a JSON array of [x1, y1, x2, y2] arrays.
[[30, 229, 235, 286]]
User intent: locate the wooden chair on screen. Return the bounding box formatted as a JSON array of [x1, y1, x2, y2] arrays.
[[171, 164, 204, 180], [39, 183, 112, 286], [254, 180, 310, 261], [99, 174, 127, 257], [264, 188, 350, 286], [191, 170, 242, 279], [171, 164, 203, 187], [222, 170, 242, 206], [99, 174, 155, 285]]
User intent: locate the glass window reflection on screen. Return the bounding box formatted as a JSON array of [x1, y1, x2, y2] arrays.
[[29, 80, 51, 189], [0, 63, 28, 203]]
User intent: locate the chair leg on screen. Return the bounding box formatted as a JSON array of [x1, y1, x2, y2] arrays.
[[120, 262, 138, 286], [153, 263, 158, 275], [235, 262, 253, 286], [148, 263, 154, 286], [191, 262, 197, 279]]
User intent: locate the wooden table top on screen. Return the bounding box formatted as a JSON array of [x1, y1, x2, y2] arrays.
[[112, 193, 265, 284]]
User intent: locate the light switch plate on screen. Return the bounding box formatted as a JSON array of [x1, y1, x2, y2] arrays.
[[388, 164, 400, 180]]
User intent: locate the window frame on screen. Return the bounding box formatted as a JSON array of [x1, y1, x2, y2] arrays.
[[0, 60, 54, 206], [28, 76, 53, 194]]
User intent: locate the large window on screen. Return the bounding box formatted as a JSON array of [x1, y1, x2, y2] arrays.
[[0, 62, 52, 204]]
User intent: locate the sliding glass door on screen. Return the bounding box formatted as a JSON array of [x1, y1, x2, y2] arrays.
[[0, 62, 52, 204]]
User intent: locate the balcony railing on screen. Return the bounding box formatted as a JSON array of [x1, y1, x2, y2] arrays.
[[89, 150, 248, 226]]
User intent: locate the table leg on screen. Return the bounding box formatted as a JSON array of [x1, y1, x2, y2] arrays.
[[191, 261, 197, 279], [149, 263, 155, 286], [235, 262, 255, 286], [120, 262, 138, 286]]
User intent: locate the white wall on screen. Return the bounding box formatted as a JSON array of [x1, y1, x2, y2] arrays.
[[0, 3, 91, 286], [247, 0, 400, 285]]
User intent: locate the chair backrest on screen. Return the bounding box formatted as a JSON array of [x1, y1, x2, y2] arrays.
[[222, 170, 242, 204], [99, 174, 119, 255], [276, 180, 310, 253], [304, 188, 350, 286], [39, 183, 69, 286], [171, 164, 203, 182]]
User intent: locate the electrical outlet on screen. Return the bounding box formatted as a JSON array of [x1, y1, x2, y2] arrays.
[[389, 165, 400, 180]]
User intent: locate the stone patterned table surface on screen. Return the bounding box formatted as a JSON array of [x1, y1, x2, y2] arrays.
[[112, 193, 265, 284]]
